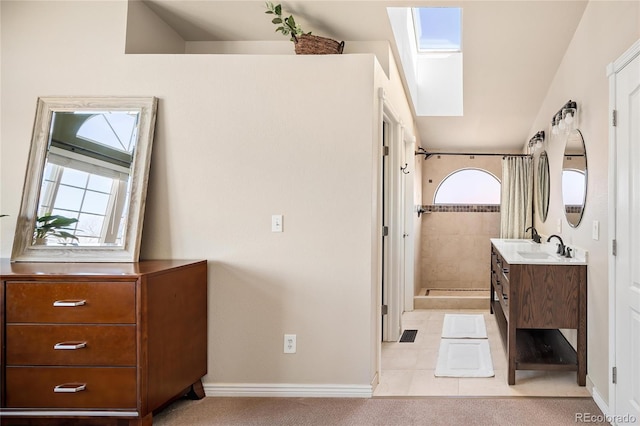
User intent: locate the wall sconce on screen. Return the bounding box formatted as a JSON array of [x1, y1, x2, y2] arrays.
[[528, 130, 545, 150], [551, 100, 578, 135]]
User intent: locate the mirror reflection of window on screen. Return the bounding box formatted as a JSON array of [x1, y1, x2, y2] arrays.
[[562, 169, 586, 225], [38, 164, 129, 246], [562, 129, 587, 227], [36, 111, 138, 246], [76, 112, 139, 153]]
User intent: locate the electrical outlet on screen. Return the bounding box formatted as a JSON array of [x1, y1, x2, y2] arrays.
[[272, 215, 283, 232], [284, 334, 296, 353], [592, 220, 600, 240]]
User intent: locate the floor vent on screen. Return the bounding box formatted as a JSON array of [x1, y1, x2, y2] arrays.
[[399, 329, 418, 343]]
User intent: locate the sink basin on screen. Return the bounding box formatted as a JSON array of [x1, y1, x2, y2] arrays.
[[517, 251, 553, 260]]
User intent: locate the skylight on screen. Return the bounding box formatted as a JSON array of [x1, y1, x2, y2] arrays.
[[413, 7, 462, 52], [387, 7, 464, 116]]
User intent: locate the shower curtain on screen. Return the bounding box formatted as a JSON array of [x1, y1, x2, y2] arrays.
[[500, 156, 533, 238]]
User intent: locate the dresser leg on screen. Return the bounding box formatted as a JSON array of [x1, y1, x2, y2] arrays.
[[127, 413, 152, 426], [187, 378, 206, 400]]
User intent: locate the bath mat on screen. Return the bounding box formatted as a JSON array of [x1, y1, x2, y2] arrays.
[[399, 329, 418, 343], [441, 314, 487, 339], [434, 339, 494, 378]]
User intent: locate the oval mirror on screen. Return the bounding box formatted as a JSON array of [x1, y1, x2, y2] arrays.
[[562, 129, 587, 227], [536, 150, 550, 222], [11, 97, 157, 262]]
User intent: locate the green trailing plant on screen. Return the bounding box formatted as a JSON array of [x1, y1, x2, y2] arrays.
[[265, 2, 310, 41], [34, 213, 79, 244]]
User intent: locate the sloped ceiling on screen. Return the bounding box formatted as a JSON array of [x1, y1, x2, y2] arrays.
[[142, 0, 588, 152]]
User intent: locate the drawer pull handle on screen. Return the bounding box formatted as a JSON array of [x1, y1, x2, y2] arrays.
[[54, 383, 86, 393], [53, 300, 86, 307], [54, 341, 87, 350]]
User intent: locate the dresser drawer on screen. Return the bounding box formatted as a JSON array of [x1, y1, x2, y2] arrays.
[[6, 281, 135, 324], [5, 367, 137, 409], [6, 324, 136, 366]]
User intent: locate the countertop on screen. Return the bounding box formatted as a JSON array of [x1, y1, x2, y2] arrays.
[[490, 238, 588, 265]]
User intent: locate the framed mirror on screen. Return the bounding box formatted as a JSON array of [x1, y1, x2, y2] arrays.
[[561, 129, 587, 227], [11, 97, 158, 262], [536, 150, 550, 222]]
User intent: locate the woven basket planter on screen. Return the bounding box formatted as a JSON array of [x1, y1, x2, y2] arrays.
[[293, 34, 345, 55]]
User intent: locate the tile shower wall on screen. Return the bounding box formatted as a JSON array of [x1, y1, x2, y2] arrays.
[[420, 155, 502, 292]]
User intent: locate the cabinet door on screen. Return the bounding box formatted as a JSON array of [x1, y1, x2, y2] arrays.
[[514, 264, 581, 328]]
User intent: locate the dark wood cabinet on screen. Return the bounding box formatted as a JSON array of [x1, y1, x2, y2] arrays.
[[0, 259, 208, 425], [489, 243, 586, 385]]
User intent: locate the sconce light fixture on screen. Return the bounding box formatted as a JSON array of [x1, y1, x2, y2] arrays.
[[551, 100, 578, 135], [528, 130, 545, 150]]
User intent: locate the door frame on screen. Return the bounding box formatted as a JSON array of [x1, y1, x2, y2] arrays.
[[402, 128, 416, 312], [607, 38, 640, 420], [379, 88, 404, 343]]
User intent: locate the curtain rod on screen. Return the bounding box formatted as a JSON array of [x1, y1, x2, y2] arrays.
[[415, 150, 531, 159]]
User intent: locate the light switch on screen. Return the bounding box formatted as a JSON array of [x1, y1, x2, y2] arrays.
[[272, 215, 283, 232], [592, 220, 599, 240], [557, 219, 562, 233]]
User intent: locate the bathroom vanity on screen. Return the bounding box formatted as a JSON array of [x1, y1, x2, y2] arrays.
[[0, 259, 208, 425], [489, 239, 586, 385]]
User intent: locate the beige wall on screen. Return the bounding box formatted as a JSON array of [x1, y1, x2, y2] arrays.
[[526, 0, 639, 404], [420, 156, 501, 291], [0, 1, 416, 392]]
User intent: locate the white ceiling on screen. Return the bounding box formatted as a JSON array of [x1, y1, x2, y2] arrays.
[[143, 0, 588, 152]]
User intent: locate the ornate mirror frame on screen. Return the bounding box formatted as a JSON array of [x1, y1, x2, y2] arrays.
[[11, 96, 158, 262]]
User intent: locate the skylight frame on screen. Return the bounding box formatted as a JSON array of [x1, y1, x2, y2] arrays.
[[412, 7, 463, 54]]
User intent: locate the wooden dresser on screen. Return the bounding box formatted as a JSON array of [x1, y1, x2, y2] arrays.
[[0, 259, 208, 425], [489, 242, 586, 386]]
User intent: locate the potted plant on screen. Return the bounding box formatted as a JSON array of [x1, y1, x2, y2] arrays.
[[265, 2, 344, 55], [33, 213, 79, 245]]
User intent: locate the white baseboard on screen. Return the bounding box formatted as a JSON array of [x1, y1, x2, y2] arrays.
[[591, 384, 610, 419], [204, 383, 373, 398]]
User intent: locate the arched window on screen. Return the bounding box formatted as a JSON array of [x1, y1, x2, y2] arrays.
[[434, 168, 501, 204]]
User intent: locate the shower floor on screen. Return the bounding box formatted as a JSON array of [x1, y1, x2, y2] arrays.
[[415, 288, 489, 309]]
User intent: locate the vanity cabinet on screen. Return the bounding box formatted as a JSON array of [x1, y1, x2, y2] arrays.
[[0, 259, 208, 425], [489, 243, 586, 385]]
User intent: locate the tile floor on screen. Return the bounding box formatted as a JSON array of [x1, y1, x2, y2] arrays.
[[374, 309, 591, 397]]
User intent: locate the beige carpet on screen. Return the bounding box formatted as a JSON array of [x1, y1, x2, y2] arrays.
[[153, 396, 607, 426]]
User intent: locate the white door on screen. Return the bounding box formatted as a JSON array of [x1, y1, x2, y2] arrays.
[[613, 46, 640, 425], [380, 92, 403, 342]]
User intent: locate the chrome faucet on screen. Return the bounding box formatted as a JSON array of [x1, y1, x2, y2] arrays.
[[547, 234, 565, 256], [525, 226, 541, 243]]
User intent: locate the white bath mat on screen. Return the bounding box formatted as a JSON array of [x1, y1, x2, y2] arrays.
[[434, 339, 495, 378], [441, 314, 487, 339]]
